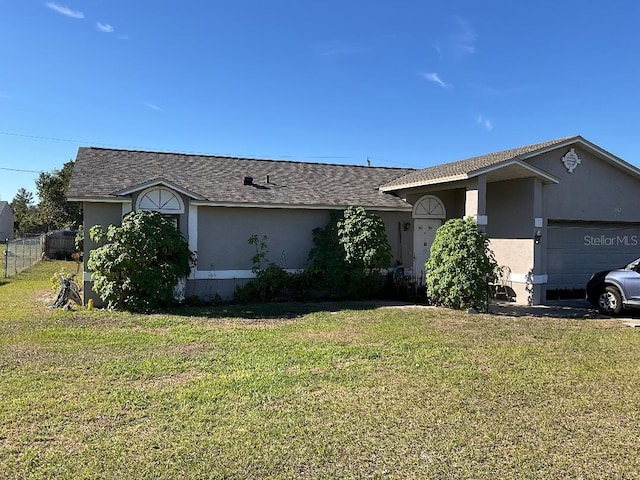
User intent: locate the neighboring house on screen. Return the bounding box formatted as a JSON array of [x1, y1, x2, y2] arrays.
[[0, 201, 14, 241], [68, 135, 640, 306]]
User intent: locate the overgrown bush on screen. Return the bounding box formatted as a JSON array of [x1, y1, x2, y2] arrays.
[[426, 217, 498, 312], [88, 210, 193, 311], [309, 206, 392, 298], [236, 207, 393, 302]]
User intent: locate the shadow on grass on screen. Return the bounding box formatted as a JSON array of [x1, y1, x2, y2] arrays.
[[160, 300, 416, 320]]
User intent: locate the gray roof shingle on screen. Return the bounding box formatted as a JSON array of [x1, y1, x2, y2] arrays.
[[381, 136, 579, 190], [68, 148, 414, 210]]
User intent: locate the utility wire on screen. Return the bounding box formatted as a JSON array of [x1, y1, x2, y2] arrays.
[[0, 130, 361, 163], [0, 167, 42, 173]]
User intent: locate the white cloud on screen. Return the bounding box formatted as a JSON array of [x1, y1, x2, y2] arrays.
[[315, 42, 367, 57], [476, 114, 494, 131], [144, 103, 162, 112], [420, 72, 451, 89], [45, 2, 84, 19], [452, 17, 477, 55], [97, 22, 114, 33]]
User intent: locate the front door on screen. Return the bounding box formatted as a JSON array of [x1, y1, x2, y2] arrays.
[[413, 218, 441, 284]]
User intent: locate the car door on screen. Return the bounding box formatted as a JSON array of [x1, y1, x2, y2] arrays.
[[622, 262, 640, 302]]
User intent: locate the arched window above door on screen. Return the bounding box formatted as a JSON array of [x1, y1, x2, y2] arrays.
[[136, 186, 184, 214], [412, 195, 446, 219]]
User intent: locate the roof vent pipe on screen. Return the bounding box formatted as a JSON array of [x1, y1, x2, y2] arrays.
[[243, 176, 253, 185], [266, 175, 270, 184]]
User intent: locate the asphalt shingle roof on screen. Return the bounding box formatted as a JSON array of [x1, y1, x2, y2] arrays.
[[0, 201, 8, 213], [68, 148, 415, 210], [381, 136, 579, 190]]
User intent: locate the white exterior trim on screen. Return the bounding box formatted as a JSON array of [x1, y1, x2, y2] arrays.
[[192, 269, 302, 280], [510, 273, 548, 284], [380, 175, 467, 192], [71, 197, 132, 204], [189, 201, 411, 212], [475, 215, 488, 225], [188, 204, 198, 279]]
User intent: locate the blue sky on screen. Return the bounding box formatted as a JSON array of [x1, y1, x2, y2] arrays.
[[1, 1, 639, 202]]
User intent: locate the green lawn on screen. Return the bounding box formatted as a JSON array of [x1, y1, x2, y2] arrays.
[[1, 261, 639, 479]]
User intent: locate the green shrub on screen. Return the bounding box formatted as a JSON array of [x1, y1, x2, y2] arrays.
[[309, 206, 392, 299], [426, 217, 498, 312], [88, 210, 193, 311], [235, 263, 291, 303]]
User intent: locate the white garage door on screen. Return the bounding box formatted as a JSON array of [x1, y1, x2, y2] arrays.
[[546, 221, 640, 291]]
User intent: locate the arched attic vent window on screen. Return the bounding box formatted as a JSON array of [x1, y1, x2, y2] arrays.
[[412, 195, 446, 219], [136, 186, 185, 214]]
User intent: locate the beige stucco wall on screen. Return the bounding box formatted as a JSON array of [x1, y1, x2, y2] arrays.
[[489, 238, 534, 304]]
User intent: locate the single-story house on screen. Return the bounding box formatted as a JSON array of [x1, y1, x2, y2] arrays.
[[68, 135, 640, 306], [0, 201, 14, 241]]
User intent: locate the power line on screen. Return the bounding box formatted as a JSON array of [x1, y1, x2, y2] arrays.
[[0, 167, 42, 173], [0, 130, 143, 150], [0, 130, 363, 163]]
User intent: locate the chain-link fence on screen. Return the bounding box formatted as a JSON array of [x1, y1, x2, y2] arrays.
[[2, 235, 45, 278]]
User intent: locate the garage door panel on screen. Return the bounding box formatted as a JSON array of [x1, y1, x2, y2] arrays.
[[547, 222, 640, 291]]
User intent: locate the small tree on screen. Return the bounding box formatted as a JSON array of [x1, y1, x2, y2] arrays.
[[36, 160, 82, 231], [426, 217, 497, 312], [88, 210, 193, 311], [338, 206, 393, 274], [309, 206, 392, 298], [11, 188, 42, 235], [308, 211, 348, 291]]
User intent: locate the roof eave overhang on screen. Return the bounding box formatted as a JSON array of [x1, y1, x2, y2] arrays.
[[471, 160, 560, 184], [379, 175, 468, 192], [68, 196, 131, 203], [380, 160, 559, 192], [189, 200, 412, 211]]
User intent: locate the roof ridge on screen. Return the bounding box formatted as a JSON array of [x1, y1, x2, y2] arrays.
[[79, 146, 414, 172], [379, 135, 583, 191], [457, 135, 580, 164]]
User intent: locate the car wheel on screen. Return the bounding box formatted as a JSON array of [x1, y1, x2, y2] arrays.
[[597, 286, 623, 315]]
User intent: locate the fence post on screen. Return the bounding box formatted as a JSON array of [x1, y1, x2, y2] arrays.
[[3, 238, 7, 279]]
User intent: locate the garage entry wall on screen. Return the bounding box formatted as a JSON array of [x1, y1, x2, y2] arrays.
[[546, 221, 640, 292]]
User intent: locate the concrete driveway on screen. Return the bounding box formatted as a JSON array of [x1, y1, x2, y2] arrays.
[[490, 298, 640, 324]]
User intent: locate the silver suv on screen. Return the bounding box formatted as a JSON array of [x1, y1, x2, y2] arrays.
[[586, 257, 640, 315]]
